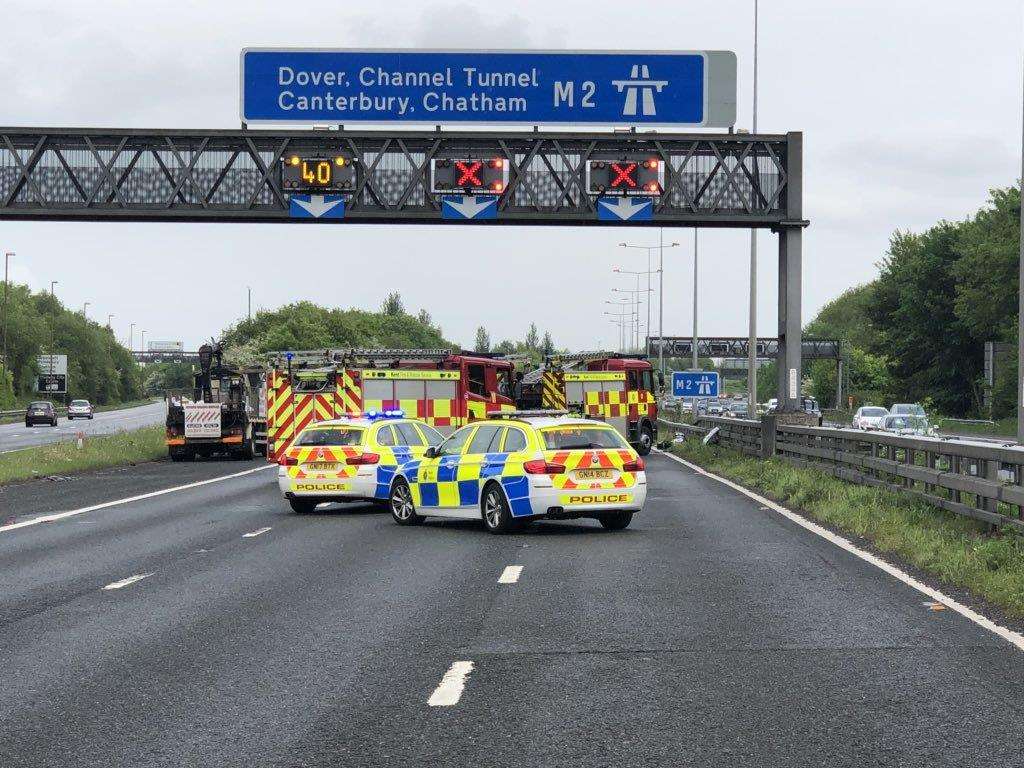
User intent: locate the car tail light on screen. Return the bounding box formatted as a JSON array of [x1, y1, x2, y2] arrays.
[[346, 452, 380, 466], [523, 459, 565, 475], [278, 455, 298, 466], [622, 457, 645, 472]]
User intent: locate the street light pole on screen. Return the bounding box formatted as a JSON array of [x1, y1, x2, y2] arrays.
[[141, 330, 146, 352], [747, 0, 760, 410], [107, 313, 114, 328], [1018, 47, 1024, 442], [129, 322, 135, 350], [247, 286, 252, 323], [693, 229, 699, 371], [50, 280, 58, 297], [83, 301, 90, 317]]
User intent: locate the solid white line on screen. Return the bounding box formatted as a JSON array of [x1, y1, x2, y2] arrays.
[[242, 526, 272, 538], [655, 449, 1024, 653], [498, 565, 524, 584], [0, 464, 274, 535], [102, 572, 154, 591], [428, 660, 474, 707]]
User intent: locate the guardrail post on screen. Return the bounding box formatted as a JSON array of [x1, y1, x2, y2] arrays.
[[984, 458, 1000, 525], [760, 413, 776, 458]]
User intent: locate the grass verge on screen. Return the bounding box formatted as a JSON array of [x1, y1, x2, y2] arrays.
[[0, 424, 166, 485], [665, 438, 1024, 619]]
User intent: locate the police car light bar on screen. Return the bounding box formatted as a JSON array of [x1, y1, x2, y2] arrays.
[[363, 409, 405, 421]]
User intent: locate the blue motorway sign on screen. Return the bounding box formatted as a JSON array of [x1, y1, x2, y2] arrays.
[[241, 49, 736, 127], [672, 370, 720, 398], [441, 195, 498, 220], [288, 194, 346, 219], [597, 197, 653, 222]]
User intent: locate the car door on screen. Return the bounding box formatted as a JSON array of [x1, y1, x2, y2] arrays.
[[415, 425, 474, 509], [457, 424, 505, 509]]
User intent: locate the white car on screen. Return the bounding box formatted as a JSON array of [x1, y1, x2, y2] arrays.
[[387, 413, 648, 533], [67, 399, 94, 420], [879, 414, 934, 436], [277, 413, 443, 514], [852, 406, 888, 430]]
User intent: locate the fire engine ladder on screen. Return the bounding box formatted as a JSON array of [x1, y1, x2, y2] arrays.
[[545, 350, 643, 366], [270, 348, 454, 368]]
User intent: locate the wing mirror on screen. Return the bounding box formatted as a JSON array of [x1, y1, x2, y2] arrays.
[[424, 445, 439, 459]]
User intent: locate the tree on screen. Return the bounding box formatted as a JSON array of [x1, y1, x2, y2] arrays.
[[381, 292, 405, 316], [473, 326, 491, 353], [524, 323, 539, 350], [541, 331, 555, 356], [416, 309, 433, 329]]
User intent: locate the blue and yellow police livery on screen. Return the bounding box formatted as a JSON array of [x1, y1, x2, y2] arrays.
[[387, 412, 648, 533], [277, 411, 443, 514]]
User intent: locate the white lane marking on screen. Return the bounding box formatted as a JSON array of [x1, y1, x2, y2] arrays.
[[498, 565, 524, 584], [242, 526, 272, 538], [102, 572, 154, 591], [427, 660, 474, 707], [655, 449, 1024, 653], [0, 464, 274, 534]]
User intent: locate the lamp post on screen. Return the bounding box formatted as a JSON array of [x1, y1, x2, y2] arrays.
[[604, 311, 631, 352], [140, 330, 146, 352], [693, 230, 699, 371], [620, 238, 680, 376], [613, 267, 655, 351], [50, 280, 58, 297], [82, 301, 90, 317], [607, 296, 641, 352], [107, 313, 114, 328], [748, 0, 760, 410], [129, 322, 135, 350]]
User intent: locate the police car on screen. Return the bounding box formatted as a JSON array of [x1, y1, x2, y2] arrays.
[[387, 411, 647, 533], [277, 411, 443, 514]]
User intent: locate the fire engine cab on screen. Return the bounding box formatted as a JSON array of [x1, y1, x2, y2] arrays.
[[265, 348, 517, 461], [521, 352, 661, 455]]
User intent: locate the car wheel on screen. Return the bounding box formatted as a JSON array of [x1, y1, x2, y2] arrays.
[[599, 511, 633, 530], [636, 423, 654, 456], [52, 419, 58, 427], [389, 479, 423, 525], [88, 415, 93, 420], [481, 483, 515, 534], [25, 421, 31, 428], [289, 498, 318, 514]]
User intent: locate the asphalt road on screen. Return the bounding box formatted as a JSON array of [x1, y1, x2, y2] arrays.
[[0, 400, 166, 453], [2, 453, 1023, 767]]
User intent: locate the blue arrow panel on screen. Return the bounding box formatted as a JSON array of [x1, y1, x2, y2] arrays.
[[288, 195, 346, 219], [597, 196, 654, 222], [441, 195, 498, 220]]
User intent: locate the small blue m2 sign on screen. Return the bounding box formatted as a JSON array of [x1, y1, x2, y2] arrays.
[[672, 371, 720, 398]]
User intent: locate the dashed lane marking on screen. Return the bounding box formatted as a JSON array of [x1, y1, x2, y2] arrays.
[[428, 661, 474, 707], [498, 565, 524, 584], [102, 573, 154, 591], [0, 465, 275, 534], [655, 449, 1024, 653], [242, 526, 272, 538]]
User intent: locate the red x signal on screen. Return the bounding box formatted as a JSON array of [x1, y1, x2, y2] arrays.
[[455, 161, 483, 187], [610, 162, 637, 188]]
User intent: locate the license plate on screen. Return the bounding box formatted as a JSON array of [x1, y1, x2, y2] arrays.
[[575, 469, 613, 480], [304, 462, 339, 471]]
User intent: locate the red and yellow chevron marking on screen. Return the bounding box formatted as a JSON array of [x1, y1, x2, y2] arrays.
[[266, 370, 295, 462], [546, 448, 638, 490], [542, 370, 567, 410], [336, 369, 362, 416], [313, 393, 335, 422], [284, 444, 361, 479]]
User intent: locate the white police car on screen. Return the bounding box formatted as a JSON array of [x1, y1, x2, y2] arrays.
[[278, 411, 443, 514], [388, 412, 647, 533]]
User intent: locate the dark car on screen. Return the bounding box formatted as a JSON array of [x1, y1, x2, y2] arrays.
[[25, 401, 58, 427]]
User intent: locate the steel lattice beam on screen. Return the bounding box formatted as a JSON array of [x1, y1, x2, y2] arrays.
[[0, 127, 797, 227], [647, 337, 841, 360]]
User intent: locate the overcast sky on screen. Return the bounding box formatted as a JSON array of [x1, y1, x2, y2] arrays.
[[1, 0, 1021, 351]]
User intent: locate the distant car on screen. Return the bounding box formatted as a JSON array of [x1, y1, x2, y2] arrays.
[[725, 401, 750, 418], [67, 399, 94, 420], [880, 414, 933, 436], [707, 399, 724, 416], [852, 406, 888, 430], [765, 398, 778, 412], [890, 403, 927, 419], [25, 401, 58, 427]]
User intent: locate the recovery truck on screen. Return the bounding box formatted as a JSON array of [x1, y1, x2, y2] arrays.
[[520, 351, 662, 455], [265, 348, 518, 461], [165, 342, 267, 461]]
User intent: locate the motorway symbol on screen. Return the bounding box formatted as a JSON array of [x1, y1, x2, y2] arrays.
[[289, 194, 346, 219], [612, 64, 669, 117], [441, 194, 498, 220], [672, 370, 720, 398], [597, 196, 653, 222]]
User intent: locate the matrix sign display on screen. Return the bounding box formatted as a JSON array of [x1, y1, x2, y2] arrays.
[[587, 158, 665, 196], [431, 158, 509, 194], [280, 154, 356, 192]]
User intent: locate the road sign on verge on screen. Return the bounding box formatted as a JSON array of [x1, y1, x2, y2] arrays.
[[37, 374, 67, 394], [441, 195, 498, 220], [672, 370, 719, 398], [241, 49, 737, 127], [597, 197, 653, 221], [289, 195, 346, 219], [36, 354, 67, 376]]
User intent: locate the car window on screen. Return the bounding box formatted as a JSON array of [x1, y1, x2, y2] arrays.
[[416, 422, 445, 446], [71, 400, 89, 406], [862, 408, 887, 417], [29, 402, 51, 409], [467, 424, 501, 454], [540, 425, 628, 450], [394, 422, 425, 447], [467, 364, 487, 397], [438, 426, 474, 456], [503, 428, 528, 453], [294, 427, 365, 446], [376, 425, 397, 446]]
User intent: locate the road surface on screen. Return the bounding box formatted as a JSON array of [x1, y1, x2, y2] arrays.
[[1, 453, 1023, 767], [0, 400, 166, 453]]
